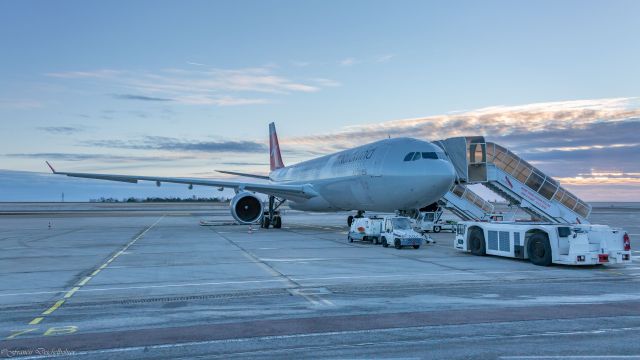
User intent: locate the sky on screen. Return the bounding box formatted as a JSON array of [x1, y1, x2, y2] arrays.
[[1, 0, 639, 202]]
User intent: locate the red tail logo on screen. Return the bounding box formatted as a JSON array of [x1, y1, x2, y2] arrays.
[[269, 122, 285, 171]]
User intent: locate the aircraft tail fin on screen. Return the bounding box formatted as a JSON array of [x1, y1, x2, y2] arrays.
[[269, 122, 285, 171]]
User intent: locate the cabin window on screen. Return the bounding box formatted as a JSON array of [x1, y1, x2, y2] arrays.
[[404, 152, 414, 161]]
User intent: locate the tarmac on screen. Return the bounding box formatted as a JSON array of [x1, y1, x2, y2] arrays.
[[1, 202, 640, 359]]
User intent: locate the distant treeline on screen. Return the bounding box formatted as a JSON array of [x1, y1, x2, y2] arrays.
[[89, 196, 229, 203]]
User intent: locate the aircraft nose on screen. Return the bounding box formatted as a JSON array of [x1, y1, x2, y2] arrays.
[[433, 159, 456, 193], [416, 159, 456, 202]]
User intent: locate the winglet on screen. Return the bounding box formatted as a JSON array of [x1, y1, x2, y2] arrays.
[[45, 161, 57, 173]]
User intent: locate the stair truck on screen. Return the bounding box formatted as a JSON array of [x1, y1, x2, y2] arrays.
[[435, 136, 632, 266]]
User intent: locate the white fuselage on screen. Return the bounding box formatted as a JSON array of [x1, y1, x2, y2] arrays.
[[268, 138, 456, 212]]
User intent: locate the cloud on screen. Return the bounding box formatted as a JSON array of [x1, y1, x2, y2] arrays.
[[37, 126, 83, 135], [272, 96, 640, 200], [339, 57, 359, 66], [0, 99, 43, 109], [84, 136, 268, 153], [45, 69, 121, 79], [174, 95, 269, 106], [220, 162, 269, 166], [112, 94, 174, 102], [291, 61, 311, 67], [4, 153, 195, 162], [375, 54, 395, 63], [310, 78, 341, 87], [282, 97, 640, 152], [46, 66, 334, 106]]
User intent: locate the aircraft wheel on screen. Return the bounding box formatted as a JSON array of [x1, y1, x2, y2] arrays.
[[262, 217, 271, 229], [413, 245, 420, 249], [528, 233, 552, 266], [469, 228, 486, 256], [394, 238, 402, 249], [433, 226, 441, 233], [273, 216, 282, 228], [382, 237, 389, 248], [347, 215, 354, 227]]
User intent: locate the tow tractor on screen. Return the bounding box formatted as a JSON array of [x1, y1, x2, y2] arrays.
[[455, 222, 631, 266]]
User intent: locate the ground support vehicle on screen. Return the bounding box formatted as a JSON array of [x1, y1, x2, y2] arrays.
[[455, 221, 632, 266], [348, 217, 384, 244], [416, 211, 457, 233], [380, 216, 425, 249]]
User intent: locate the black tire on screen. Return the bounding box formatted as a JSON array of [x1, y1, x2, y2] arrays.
[[394, 238, 402, 249], [347, 215, 354, 227], [273, 216, 282, 229], [263, 217, 271, 229], [528, 233, 552, 266], [413, 245, 420, 249], [382, 237, 389, 248], [348, 235, 353, 243], [372, 237, 378, 245], [433, 226, 441, 233], [469, 228, 486, 256]]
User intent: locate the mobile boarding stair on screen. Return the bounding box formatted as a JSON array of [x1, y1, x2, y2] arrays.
[[438, 184, 494, 221], [434, 136, 591, 224]]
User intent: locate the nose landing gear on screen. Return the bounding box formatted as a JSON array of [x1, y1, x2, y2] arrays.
[[347, 210, 365, 226]]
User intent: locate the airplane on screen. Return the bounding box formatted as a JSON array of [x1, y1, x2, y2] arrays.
[[46, 123, 456, 228]]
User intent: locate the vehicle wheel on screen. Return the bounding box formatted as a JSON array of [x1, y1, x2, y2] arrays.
[[394, 238, 402, 249], [382, 237, 389, 248], [413, 245, 420, 249], [348, 235, 353, 243], [347, 215, 354, 227], [273, 216, 282, 228], [433, 226, 441, 233], [527, 233, 552, 266], [362, 236, 368, 242], [372, 237, 378, 245], [469, 228, 486, 256], [262, 217, 271, 229]]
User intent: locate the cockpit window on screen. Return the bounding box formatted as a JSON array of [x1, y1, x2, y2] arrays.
[[405, 151, 442, 161], [403, 152, 414, 161]]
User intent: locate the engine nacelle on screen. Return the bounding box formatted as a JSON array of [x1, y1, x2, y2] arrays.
[[230, 192, 263, 224]]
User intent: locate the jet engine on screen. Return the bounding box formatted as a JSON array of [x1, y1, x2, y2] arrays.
[[230, 192, 263, 224]]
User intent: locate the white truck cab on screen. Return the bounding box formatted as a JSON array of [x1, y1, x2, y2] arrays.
[[380, 216, 425, 249], [455, 221, 632, 266]]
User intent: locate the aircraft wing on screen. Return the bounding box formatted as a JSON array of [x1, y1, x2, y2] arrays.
[[45, 162, 318, 200]]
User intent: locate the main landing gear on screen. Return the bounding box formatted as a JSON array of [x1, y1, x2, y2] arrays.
[[261, 195, 285, 229], [347, 210, 365, 227]]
